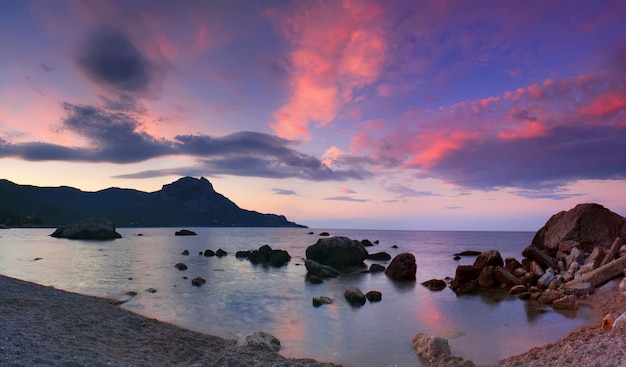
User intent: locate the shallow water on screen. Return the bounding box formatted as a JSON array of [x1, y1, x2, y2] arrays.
[[0, 228, 594, 366]]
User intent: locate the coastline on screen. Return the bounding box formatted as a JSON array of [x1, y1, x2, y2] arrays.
[[1, 276, 624, 367], [0, 274, 339, 367]]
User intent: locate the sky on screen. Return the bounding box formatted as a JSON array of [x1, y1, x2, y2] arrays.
[[1, 0, 625, 231]]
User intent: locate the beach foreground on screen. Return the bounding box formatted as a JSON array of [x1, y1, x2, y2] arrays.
[[2, 274, 625, 367]]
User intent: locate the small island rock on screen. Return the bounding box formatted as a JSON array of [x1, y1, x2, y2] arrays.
[[50, 218, 121, 240], [385, 253, 417, 280]]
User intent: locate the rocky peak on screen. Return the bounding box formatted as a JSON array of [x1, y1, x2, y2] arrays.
[[159, 176, 236, 213]]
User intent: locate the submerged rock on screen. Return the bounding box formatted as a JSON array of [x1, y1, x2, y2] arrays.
[[385, 253, 417, 281], [344, 286, 367, 306], [366, 290, 382, 302], [312, 296, 334, 307], [175, 229, 197, 236], [246, 245, 291, 267], [191, 277, 206, 287], [174, 263, 188, 271], [50, 218, 122, 240], [306, 236, 368, 267], [422, 279, 447, 291]]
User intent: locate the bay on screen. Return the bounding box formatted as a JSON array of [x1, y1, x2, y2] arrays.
[[0, 227, 594, 366]]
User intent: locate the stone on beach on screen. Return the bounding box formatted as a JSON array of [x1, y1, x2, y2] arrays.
[[245, 331, 281, 352], [305, 236, 368, 267], [50, 218, 122, 240]]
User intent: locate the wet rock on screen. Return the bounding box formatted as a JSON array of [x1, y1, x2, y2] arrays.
[[453, 265, 481, 283], [235, 250, 251, 258], [319, 232, 330, 236], [612, 312, 626, 332], [246, 245, 291, 267], [553, 295, 578, 310], [504, 257, 522, 273], [306, 236, 368, 267], [537, 269, 555, 289], [366, 290, 382, 302], [344, 286, 366, 306], [509, 285, 528, 295], [305, 259, 340, 279], [522, 245, 557, 271], [246, 331, 281, 352], [494, 266, 523, 287], [563, 281, 594, 296], [306, 275, 324, 284], [181, 250, 190, 256], [204, 249, 216, 257], [175, 229, 197, 236], [191, 277, 206, 286], [312, 296, 333, 307], [453, 255, 461, 261], [50, 218, 122, 240], [478, 266, 495, 288], [473, 250, 504, 269], [385, 253, 417, 281], [367, 252, 392, 261], [422, 279, 447, 291], [361, 239, 375, 247], [454, 250, 481, 257], [412, 333, 476, 367], [215, 249, 227, 257], [174, 263, 188, 271], [369, 263, 386, 273], [538, 289, 564, 304], [145, 288, 157, 293], [530, 261, 544, 277]]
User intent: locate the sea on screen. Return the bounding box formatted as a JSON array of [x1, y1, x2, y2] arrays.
[[0, 227, 595, 367]]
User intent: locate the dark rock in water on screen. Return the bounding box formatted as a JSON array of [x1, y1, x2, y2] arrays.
[[454, 250, 482, 256], [198, 251, 203, 255], [494, 266, 523, 286], [308, 231, 314, 235], [145, 288, 157, 293], [391, 245, 398, 249], [477, 266, 495, 288], [245, 331, 281, 352], [374, 240, 379, 244], [306, 236, 368, 267], [245, 245, 291, 267], [215, 249, 227, 257], [422, 279, 447, 291], [191, 277, 206, 287], [450, 265, 481, 294], [50, 218, 122, 240], [367, 252, 392, 261], [385, 253, 417, 281], [307, 275, 324, 284], [473, 250, 504, 269], [126, 291, 138, 296], [366, 290, 382, 302], [369, 263, 386, 273], [181, 250, 190, 256], [174, 263, 188, 271], [305, 259, 340, 279], [312, 296, 333, 307], [204, 249, 216, 257], [532, 203, 626, 255], [453, 255, 461, 261], [319, 232, 330, 236], [235, 250, 251, 258], [175, 229, 197, 236], [33, 257, 43, 261], [504, 257, 523, 273], [344, 286, 366, 306], [361, 239, 374, 247]]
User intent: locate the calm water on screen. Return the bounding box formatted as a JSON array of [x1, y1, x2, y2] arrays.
[[0, 228, 594, 366]]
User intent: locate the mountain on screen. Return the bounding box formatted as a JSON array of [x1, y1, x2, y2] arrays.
[[0, 177, 306, 228]]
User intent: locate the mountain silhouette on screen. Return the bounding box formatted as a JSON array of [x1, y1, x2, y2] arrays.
[[0, 177, 306, 228]]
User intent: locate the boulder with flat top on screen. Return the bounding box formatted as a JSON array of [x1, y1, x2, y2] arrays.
[[305, 236, 368, 267], [50, 218, 121, 240]]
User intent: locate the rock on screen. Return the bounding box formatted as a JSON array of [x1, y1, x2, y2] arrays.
[[567, 255, 626, 289], [319, 232, 330, 236], [600, 237, 625, 267], [563, 281, 594, 296], [453, 255, 461, 261], [204, 249, 216, 257], [561, 271, 575, 283], [454, 250, 482, 256], [175, 229, 197, 236], [566, 247, 584, 269], [412, 333, 451, 361], [366, 290, 382, 302], [361, 239, 374, 247], [306, 275, 324, 284], [367, 252, 392, 261], [50, 218, 122, 240], [585, 246, 605, 269], [344, 286, 366, 306], [558, 240, 580, 254], [384, 253, 417, 281], [473, 250, 504, 269], [145, 288, 157, 293], [174, 263, 188, 271], [215, 249, 227, 257], [531, 203, 626, 255], [422, 279, 447, 291], [537, 269, 555, 289], [522, 245, 557, 271], [245, 331, 281, 352], [369, 263, 386, 273], [477, 266, 495, 288], [494, 266, 523, 286], [181, 250, 190, 256], [454, 265, 482, 283], [538, 289, 564, 304], [601, 314, 614, 331], [504, 257, 522, 273], [619, 277, 626, 295], [312, 296, 333, 307], [530, 261, 545, 277], [553, 295, 578, 310], [235, 250, 251, 258], [509, 285, 528, 295], [247, 245, 291, 267], [304, 259, 340, 278], [305, 236, 368, 267], [191, 277, 206, 286], [612, 312, 626, 332]]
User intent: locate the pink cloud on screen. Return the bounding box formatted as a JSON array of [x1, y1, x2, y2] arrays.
[[268, 0, 387, 140]]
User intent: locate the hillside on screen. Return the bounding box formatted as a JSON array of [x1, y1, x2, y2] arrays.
[[0, 177, 306, 228]]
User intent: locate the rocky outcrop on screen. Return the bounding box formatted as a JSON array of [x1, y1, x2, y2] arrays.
[[385, 253, 417, 280], [532, 203, 626, 254], [238, 245, 291, 267], [175, 229, 197, 236], [245, 331, 281, 352], [50, 218, 122, 240], [412, 333, 475, 367], [305, 236, 368, 267], [304, 259, 340, 279]]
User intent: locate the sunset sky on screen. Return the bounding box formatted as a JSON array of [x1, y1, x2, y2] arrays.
[[1, 0, 625, 230]]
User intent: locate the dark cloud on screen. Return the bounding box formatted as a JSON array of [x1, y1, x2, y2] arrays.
[[324, 196, 370, 202], [76, 28, 162, 96], [428, 124, 626, 192], [40, 63, 55, 73], [273, 188, 297, 195]]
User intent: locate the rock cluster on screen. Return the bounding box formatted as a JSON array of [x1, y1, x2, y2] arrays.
[[236, 245, 291, 267], [412, 333, 475, 367], [450, 203, 626, 312], [50, 218, 122, 240]]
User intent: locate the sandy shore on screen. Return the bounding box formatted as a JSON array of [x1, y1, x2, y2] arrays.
[[0, 275, 340, 367], [2, 274, 625, 367]]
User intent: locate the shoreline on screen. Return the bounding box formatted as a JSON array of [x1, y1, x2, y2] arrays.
[[2, 274, 625, 367]]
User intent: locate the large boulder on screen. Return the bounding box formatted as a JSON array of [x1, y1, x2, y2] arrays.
[[385, 253, 417, 280], [245, 245, 291, 267], [473, 250, 503, 269], [344, 286, 367, 306], [50, 218, 122, 240], [532, 203, 626, 255], [305, 236, 368, 267]]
